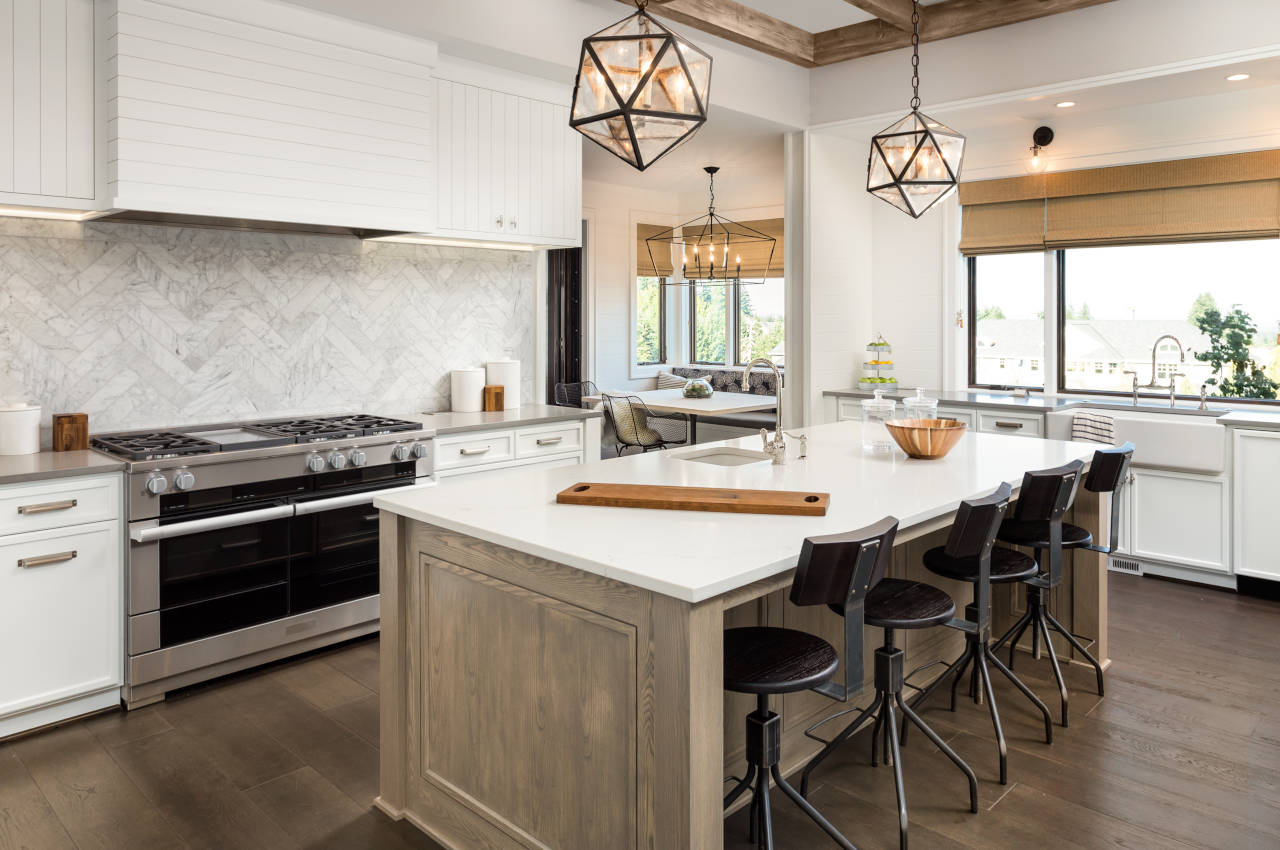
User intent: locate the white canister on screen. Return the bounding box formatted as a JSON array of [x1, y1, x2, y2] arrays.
[[485, 359, 521, 410], [450, 369, 487, 413], [0, 402, 41, 455]]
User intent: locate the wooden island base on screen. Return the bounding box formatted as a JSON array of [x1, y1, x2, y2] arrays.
[[375, 490, 1107, 850]]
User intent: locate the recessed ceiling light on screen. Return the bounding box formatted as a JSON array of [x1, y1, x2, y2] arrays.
[[1226, 73, 1250, 82], [1056, 101, 1076, 108]]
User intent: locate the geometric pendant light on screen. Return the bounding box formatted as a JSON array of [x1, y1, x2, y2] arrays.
[[570, 0, 712, 172], [867, 0, 965, 218]]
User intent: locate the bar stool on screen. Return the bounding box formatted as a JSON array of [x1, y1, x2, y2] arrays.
[[908, 483, 1053, 785], [798, 533, 979, 850], [722, 517, 897, 850], [991, 444, 1133, 726]]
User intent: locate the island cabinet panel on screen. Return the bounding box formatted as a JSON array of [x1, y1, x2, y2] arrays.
[[421, 556, 637, 850]]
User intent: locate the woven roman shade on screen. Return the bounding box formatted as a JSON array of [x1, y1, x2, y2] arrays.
[[637, 223, 675, 277], [958, 149, 1280, 255]]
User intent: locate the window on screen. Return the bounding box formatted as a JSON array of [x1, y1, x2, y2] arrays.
[[968, 253, 1045, 389], [1060, 240, 1280, 400], [736, 278, 785, 365], [690, 282, 728, 364], [635, 276, 666, 365]]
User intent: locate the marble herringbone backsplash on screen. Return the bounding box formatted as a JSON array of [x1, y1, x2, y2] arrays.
[[0, 218, 536, 438]]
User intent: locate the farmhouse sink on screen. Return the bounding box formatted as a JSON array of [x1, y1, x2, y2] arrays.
[[670, 447, 773, 467], [1073, 408, 1227, 474]]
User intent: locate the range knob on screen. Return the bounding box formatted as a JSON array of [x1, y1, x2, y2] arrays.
[[391, 444, 410, 462], [411, 443, 429, 459], [173, 469, 196, 491], [328, 451, 347, 470], [348, 449, 367, 467], [305, 453, 325, 473], [144, 472, 169, 495]]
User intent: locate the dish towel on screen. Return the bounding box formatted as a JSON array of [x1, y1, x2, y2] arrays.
[[1071, 411, 1116, 444]]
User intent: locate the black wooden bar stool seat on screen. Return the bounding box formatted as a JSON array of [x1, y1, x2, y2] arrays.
[[724, 627, 839, 694], [996, 518, 1093, 549], [723, 518, 903, 850], [802, 572, 979, 849], [922, 545, 1038, 584]]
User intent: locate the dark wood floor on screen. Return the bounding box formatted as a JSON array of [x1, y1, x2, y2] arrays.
[[2, 573, 1277, 849]]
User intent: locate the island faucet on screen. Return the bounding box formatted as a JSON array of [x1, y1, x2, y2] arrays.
[[743, 357, 785, 463]]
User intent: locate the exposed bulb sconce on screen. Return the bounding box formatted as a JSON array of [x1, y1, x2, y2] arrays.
[[1027, 125, 1054, 174]]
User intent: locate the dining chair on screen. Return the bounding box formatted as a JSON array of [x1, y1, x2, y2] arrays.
[[600, 394, 688, 455]]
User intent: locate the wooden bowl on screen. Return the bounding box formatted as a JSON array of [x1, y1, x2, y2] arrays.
[[885, 418, 967, 459]]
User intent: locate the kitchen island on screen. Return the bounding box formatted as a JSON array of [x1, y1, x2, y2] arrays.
[[373, 421, 1107, 850]]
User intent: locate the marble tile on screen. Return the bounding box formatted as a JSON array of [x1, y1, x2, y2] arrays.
[[0, 221, 536, 439]]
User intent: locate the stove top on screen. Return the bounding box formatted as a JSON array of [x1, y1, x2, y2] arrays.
[[92, 414, 425, 460], [90, 431, 221, 462]]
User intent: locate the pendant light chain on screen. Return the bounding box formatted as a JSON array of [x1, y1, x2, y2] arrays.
[[707, 170, 716, 214], [909, 0, 921, 110]]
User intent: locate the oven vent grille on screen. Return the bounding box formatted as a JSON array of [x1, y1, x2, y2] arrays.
[[1108, 557, 1142, 575]]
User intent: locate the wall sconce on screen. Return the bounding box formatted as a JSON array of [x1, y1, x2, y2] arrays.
[[1027, 126, 1054, 174]]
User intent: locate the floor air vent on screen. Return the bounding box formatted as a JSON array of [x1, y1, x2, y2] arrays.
[[1109, 557, 1142, 575]]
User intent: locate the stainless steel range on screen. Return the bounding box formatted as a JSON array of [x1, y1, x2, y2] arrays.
[[91, 413, 433, 709]]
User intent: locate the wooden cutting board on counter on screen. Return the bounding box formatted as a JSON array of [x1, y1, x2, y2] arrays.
[[555, 482, 830, 516]]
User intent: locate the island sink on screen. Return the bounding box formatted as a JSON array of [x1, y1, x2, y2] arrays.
[[670, 446, 773, 466]]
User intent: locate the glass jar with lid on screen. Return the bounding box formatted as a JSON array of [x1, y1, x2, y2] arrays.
[[903, 388, 938, 421], [860, 389, 897, 453]]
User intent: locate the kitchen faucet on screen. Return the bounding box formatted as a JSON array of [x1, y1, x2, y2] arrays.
[[742, 357, 785, 463], [1130, 335, 1186, 407]]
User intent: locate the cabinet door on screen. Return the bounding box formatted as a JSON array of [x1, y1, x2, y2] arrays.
[[1131, 468, 1229, 573], [0, 520, 122, 718], [1233, 429, 1280, 579], [0, 0, 95, 202]]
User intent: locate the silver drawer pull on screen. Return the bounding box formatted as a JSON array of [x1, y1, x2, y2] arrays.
[[17, 499, 78, 515], [535, 436, 564, 446], [18, 550, 77, 568], [459, 446, 492, 456], [993, 421, 1024, 430]]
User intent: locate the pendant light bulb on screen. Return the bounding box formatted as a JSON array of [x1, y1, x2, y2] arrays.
[[1025, 126, 1055, 175]]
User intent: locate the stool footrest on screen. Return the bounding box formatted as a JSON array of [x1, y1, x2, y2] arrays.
[[903, 659, 949, 695], [803, 703, 875, 746]]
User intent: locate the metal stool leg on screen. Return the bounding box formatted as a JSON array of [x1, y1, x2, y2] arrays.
[[984, 646, 1053, 745], [973, 647, 1008, 785], [1037, 614, 1069, 727], [896, 693, 978, 814], [756, 764, 774, 850], [1044, 608, 1106, 697], [771, 766, 859, 850], [883, 699, 908, 850], [800, 693, 882, 797]]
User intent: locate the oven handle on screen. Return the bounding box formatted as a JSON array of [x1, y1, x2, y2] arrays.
[[294, 491, 379, 516], [129, 505, 295, 543]]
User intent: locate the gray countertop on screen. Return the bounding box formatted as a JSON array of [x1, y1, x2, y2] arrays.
[[417, 404, 601, 436], [0, 449, 125, 486]]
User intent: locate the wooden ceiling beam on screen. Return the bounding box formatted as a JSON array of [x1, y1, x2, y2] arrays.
[[842, 0, 915, 31], [612, 0, 816, 67], [815, 0, 1117, 65]]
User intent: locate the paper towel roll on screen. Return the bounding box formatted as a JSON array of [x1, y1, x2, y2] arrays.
[[486, 360, 521, 410], [450, 368, 486, 413]]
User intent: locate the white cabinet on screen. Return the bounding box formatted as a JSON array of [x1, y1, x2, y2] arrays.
[[433, 63, 581, 247], [1130, 467, 1230, 573], [0, 0, 97, 208], [435, 422, 587, 480], [937, 405, 975, 428], [976, 410, 1044, 438], [1232, 428, 1280, 580], [0, 472, 123, 739], [106, 0, 438, 232]]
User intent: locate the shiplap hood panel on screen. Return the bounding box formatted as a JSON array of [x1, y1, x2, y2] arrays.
[[102, 0, 437, 234]]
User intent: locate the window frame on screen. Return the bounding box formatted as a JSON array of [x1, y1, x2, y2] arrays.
[[966, 254, 1049, 392], [634, 276, 668, 367], [688, 280, 731, 366]]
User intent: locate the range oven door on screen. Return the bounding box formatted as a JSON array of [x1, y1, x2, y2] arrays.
[[129, 503, 294, 649], [291, 490, 386, 614]]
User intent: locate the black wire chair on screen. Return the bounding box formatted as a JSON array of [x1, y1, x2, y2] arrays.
[[601, 394, 689, 455], [553, 381, 599, 408]]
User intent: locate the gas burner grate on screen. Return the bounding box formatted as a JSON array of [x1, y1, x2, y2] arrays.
[[321, 414, 423, 436], [249, 418, 366, 443], [91, 431, 220, 461]]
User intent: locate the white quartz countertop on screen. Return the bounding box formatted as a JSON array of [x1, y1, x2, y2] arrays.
[[1217, 410, 1280, 430], [376, 421, 1097, 602]]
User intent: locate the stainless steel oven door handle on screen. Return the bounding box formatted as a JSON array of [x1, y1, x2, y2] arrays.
[[295, 491, 379, 516], [129, 504, 295, 543]]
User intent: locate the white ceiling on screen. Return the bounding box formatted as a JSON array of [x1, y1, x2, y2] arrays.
[[736, 0, 947, 33], [581, 106, 787, 195]]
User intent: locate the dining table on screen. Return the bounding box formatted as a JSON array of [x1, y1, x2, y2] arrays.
[[583, 387, 778, 443]]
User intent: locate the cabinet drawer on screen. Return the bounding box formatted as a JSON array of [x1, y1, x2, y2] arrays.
[[937, 406, 975, 428], [0, 473, 121, 538], [516, 424, 583, 458], [977, 411, 1043, 438], [0, 520, 122, 718], [433, 430, 517, 471]]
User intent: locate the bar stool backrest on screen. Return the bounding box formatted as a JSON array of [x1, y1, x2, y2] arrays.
[[791, 516, 899, 702], [944, 483, 1012, 638], [1009, 459, 1085, 524], [1084, 441, 1134, 494]]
